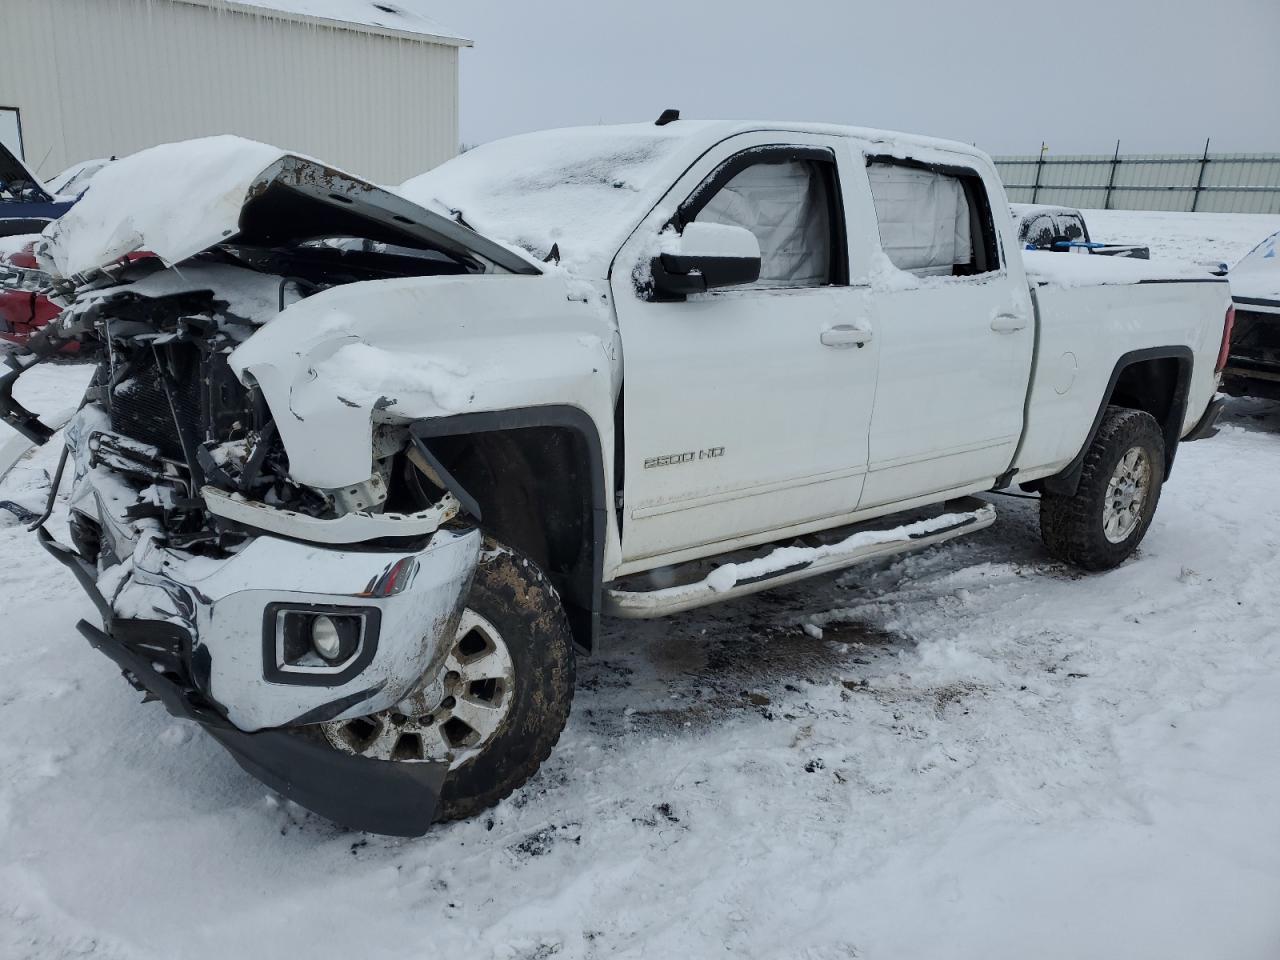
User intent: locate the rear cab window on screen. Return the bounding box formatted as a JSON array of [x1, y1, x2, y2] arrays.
[[866, 157, 1001, 278]]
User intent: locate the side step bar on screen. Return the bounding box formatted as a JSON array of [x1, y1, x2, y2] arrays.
[[604, 498, 997, 619]]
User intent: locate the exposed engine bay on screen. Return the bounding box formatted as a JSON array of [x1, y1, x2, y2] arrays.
[[5, 143, 540, 556], [32, 251, 466, 560]]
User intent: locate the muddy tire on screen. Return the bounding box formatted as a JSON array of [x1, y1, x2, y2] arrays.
[[435, 541, 575, 821], [320, 539, 575, 823], [1040, 406, 1166, 572]]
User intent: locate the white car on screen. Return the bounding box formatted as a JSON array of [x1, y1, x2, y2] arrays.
[[45, 157, 112, 200], [3, 119, 1231, 835]]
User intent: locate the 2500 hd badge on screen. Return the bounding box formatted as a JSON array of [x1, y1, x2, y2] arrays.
[[644, 447, 726, 468]]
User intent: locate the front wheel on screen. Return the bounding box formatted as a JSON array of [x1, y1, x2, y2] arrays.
[[1040, 406, 1166, 572], [321, 539, 575, 822]]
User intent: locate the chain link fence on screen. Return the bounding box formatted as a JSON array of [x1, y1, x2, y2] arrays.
[[993, 143, 1280, 214]]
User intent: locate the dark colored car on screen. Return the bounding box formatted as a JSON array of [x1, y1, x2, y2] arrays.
[[1011, 203, 1150, 259], [1, 141, 75, 239]]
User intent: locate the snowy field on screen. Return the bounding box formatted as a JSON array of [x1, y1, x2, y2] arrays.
[[2, 211, 1280, 959]]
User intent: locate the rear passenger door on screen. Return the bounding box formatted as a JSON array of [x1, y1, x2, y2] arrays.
[[856, 154, 1035, 508]]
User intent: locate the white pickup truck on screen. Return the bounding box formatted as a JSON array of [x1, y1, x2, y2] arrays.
[[1, 117, 1231, 836]]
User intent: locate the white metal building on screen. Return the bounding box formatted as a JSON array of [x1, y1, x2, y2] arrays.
[[0, 0, 469, 185]]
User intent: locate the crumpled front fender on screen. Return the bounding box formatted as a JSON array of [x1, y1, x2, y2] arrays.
[[229, 271, 620, 490]]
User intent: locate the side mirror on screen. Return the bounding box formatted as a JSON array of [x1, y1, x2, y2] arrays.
[[650, 222, 761, 299]]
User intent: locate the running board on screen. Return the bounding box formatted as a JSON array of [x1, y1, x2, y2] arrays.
[[604, 498, 997, 619]]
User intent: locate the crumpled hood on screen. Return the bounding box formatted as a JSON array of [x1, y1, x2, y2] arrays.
[[42, 135, 539, 281]]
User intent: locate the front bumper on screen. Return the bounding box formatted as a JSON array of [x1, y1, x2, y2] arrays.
[[42, 407, 484, 835], [61, 407, 481, 732], [107, 524, 481, 731]]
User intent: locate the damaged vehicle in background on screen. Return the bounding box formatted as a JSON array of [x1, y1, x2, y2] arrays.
[[0, 150, 113, 351], [0, 140, 77, 239], [0, 235, 65, 352], [1, 120, 1231, 836], [44, 156, 113, 199], [1011, 203, 1150, 259], [1221, 229, 1280, 400]]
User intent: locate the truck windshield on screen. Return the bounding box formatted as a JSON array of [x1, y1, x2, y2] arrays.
[[400, 128, 687, 268]]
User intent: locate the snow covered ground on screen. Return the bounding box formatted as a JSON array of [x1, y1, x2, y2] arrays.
[[2, 211, 1280, 959], [1083, 207, 1276, 267]]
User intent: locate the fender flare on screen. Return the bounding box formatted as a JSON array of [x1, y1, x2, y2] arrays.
[[409, 405, 608, 651], [1041, 346, 1193, 497]]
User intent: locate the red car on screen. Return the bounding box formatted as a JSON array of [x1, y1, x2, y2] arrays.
[[0, 236, 70, 352]]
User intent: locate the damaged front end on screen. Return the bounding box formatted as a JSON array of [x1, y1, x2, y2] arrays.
[[2, 139, 541, 835]]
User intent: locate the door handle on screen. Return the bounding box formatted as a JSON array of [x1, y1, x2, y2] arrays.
[[990, 314, 1028, 334], [820, 324, 873, 349]]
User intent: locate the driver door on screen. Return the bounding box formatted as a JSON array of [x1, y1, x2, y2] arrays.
[[611, 133, 879, 565]]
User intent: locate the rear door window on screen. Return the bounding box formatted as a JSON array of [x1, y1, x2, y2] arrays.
[[866, 159, 1000, 278]]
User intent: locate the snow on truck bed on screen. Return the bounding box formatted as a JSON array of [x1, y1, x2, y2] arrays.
[[1021, 248, 1222, 286], [2, 213, 1280, 958]]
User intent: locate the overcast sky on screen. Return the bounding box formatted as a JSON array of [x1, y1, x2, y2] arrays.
[[415, 0, 1277, 155]]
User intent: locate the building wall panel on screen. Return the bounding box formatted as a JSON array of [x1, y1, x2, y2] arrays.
[[0, 0, 459, 184]]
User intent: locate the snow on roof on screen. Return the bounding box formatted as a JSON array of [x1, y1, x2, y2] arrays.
[[179, 0, 471, 45], [401, 120, 997, 277], [401, 124, 692, 276]]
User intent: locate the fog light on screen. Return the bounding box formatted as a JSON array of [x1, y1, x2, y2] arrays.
[[312, 615, 343, 660], [268, 604, 381, 684]]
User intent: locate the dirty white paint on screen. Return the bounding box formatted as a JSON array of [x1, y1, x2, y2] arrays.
[[0, 0, 464, 184]]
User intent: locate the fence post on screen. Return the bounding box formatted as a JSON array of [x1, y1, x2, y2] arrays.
[[1031, 142, 1046, 203], [1190, 138, 1211, 213], [1102, 140, 1121, 210]]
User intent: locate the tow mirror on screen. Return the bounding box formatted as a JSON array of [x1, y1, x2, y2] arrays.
[[650, 222, 761, 299]]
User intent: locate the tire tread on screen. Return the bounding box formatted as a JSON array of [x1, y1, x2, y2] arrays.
[[434, 542, 576, 822], [1039, 406, 1166, 572]]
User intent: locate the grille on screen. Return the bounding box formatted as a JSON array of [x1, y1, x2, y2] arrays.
[[109, 352, 202, 459]]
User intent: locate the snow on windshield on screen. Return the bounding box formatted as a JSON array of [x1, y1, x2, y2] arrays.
[[400, 127, 688, 274], [1235, 229, 1278, 273], [1231, 229, 1280, 302]]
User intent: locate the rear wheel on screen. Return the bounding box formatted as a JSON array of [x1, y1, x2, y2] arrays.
[[322, 540, 575, 822], [1040, 406, 1166, 571]]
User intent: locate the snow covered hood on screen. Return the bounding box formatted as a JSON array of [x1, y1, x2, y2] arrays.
[[1230, 229, 1280, 305], [1022, 250, 1224, 287], [43, 135, 536, 281]]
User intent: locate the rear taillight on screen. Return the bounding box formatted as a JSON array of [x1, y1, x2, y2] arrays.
[[1216, 304, 1235, 373]]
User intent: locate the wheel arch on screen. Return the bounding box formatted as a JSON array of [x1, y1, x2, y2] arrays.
[[1037, 346, 1193, 497], [408, 406, 607, 653]]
